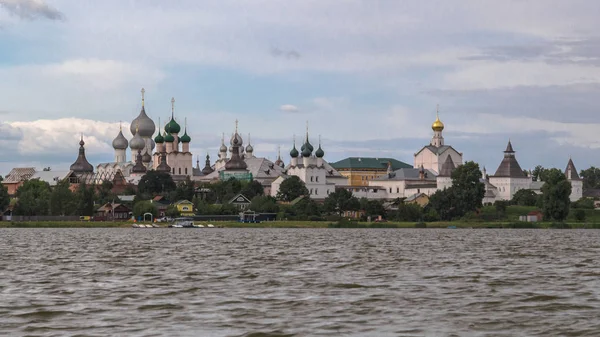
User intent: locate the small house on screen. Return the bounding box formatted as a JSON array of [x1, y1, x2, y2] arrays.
[[175, 200, 195, 216], [229, 194, 251, 210], [95, 203, 132, 221]]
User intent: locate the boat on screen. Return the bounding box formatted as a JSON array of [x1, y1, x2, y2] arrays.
[[447, 225, 457, 229], [169, 217, 199, 228]]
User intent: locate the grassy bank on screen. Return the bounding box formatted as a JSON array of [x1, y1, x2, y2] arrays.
[[2, 220, 600, 229]]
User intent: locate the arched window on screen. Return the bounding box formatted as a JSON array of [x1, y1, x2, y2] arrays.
[[316, 176, 319, 182], [315, 189, 318, 195], [179, 168, 181, 175], [311, 176, 313, 182], [172, 168, 175, 174], [396, 187, 399, 193], [185, 168, 188, 175], [389, 187, 392, 193]]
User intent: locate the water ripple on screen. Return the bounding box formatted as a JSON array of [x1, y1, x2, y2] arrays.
[[1, 228, 600, 336]]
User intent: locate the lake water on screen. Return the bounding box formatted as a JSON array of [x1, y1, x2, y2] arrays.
[[1, 228, 600, 336]]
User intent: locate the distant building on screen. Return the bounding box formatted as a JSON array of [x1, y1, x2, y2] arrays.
[[330, 157, 412, 186]]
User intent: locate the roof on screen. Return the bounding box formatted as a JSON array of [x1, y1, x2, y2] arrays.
[[414, 145, 462, 157], [229, 194, 251, 204], [330, 157, 412, 170], [3, 167, 36, 183], [583, 189, 600, 198], [438, 156, 455, 177], [97, 203, 131, 212], [373, 167, 437, 181], [565, 158, 581, 180], [175, 200, 193, 205], [405, 193, 428, 202], [492, 141, 527, 178], [199, 157, 286, 182]]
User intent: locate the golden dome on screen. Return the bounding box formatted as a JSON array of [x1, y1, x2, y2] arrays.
[[432, 115, 444, 131]]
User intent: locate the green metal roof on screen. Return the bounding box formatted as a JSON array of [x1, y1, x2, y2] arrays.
[[330, 157, 412, 170]]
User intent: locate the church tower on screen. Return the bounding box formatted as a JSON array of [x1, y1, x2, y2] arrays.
[[112, 122, 128, 163], [431, 104, 444, 147]]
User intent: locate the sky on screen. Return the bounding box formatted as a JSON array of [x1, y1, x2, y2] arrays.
[[1, 0, 600, 176]]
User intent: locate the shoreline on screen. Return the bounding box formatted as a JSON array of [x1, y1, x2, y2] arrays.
[[0, 220, 598, 229]]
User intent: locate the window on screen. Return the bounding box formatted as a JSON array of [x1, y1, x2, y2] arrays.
[[396, 187, 399, 193], [389, 187, 392, 193], [315, 188, 318, 195], [179, 168, 181, 174], [172, 168, 175, 174], [311, 176, 313, 182], [316, 176, 319, 182], [185, 168, 188, 175], [310, 188, 313, 195]]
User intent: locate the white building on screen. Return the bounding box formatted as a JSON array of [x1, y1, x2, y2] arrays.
[[270, 131, 347, 200]]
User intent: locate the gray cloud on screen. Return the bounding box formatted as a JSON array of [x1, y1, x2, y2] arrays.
[[428, 83, 600, 123], [270, 47, 301, 60], [0, 0, 64, 21]]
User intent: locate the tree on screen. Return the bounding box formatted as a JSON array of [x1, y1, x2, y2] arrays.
[[323, 188, 360, 216], [165, 205, 180, 218], [572, 197, 594, 209], [137, 171, 176, 196], [428, 161, 485, 221], [49, 179, 77, 216], [241, 180, 264, 200], [360, 198, 387, 218], [172, 176, 195, 201], [574, 209, 586, 222], [13, 180, 51, 216], [494, 200, 508, 218], [76, 182, 96, 216], [97, 180, 117, 205], [580, 166, 600, 190], [132, 200, 158, 219], [276, 176, 309, 202], [0, 179, 9, 213], [391, 203, 423, 222], [249, 195, 279, 213], [449, 161, 485, 215], [532, 165, 548, 182], [428, 188, 454, 221], [541, 168, 572, 221], [511, 189, 538, 206]]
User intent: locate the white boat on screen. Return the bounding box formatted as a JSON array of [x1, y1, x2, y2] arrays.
[[207, 224, 215, 228]]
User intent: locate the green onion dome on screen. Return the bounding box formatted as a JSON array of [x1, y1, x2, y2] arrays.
[[154, 131, 164, 143], [164, 133, 175, 143], [180, 130, 191, 143], [315, 144, 324, 158], [301, 146, 311, 158], [290, 145, 299, 158], [166, 118, 181, 134]]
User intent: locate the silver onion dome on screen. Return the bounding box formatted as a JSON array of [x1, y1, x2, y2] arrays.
[[112, 129, 128, 150], [130, 88, 156, 137], [130, 130, 145, 150]]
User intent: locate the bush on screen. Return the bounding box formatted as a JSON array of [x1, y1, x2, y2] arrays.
[[504, 222, 537, 228], [328, 218, 363, 228], [574, 209, 586, 221], [550, 222, 571, 229], [415, 222, 427, 228]]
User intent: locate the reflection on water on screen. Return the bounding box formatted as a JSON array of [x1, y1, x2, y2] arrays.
[[1, 228, 600, 336]]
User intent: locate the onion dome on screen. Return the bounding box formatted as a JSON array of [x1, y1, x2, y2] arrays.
[[202, 154, 214, 175], [230, 119, 243, 146], [165, 97, 181, 134], [142, 150, 152, 163], [129, 125, 145, 150], [432, 105, 444, 132], [180, 121, 191, 143], [112, 123, 128, 149], [315, 144, 324, 158], [245, 133, 254, 154], [220, 135, 227, 153], [156, 151, 170, 173], [130, 88, 156, 137], [154, 117, 164, 143], [290, 138, 299, 158], [180, 132, 191, 143], [301, 146, 312, 158], [164, 132, 175, 143], [70, 135, 94, 173]]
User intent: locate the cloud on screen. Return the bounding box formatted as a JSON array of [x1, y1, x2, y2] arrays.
[[279, 104, 299, 113], [0, 0, 64, 21], [271, 47, 301, 60]]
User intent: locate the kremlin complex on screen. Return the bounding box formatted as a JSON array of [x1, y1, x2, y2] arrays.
[[2, 89, 583, 205]]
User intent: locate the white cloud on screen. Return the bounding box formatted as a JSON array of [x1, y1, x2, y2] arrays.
[[0, 0, 64, 21], [279, 104, 299, 113]]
